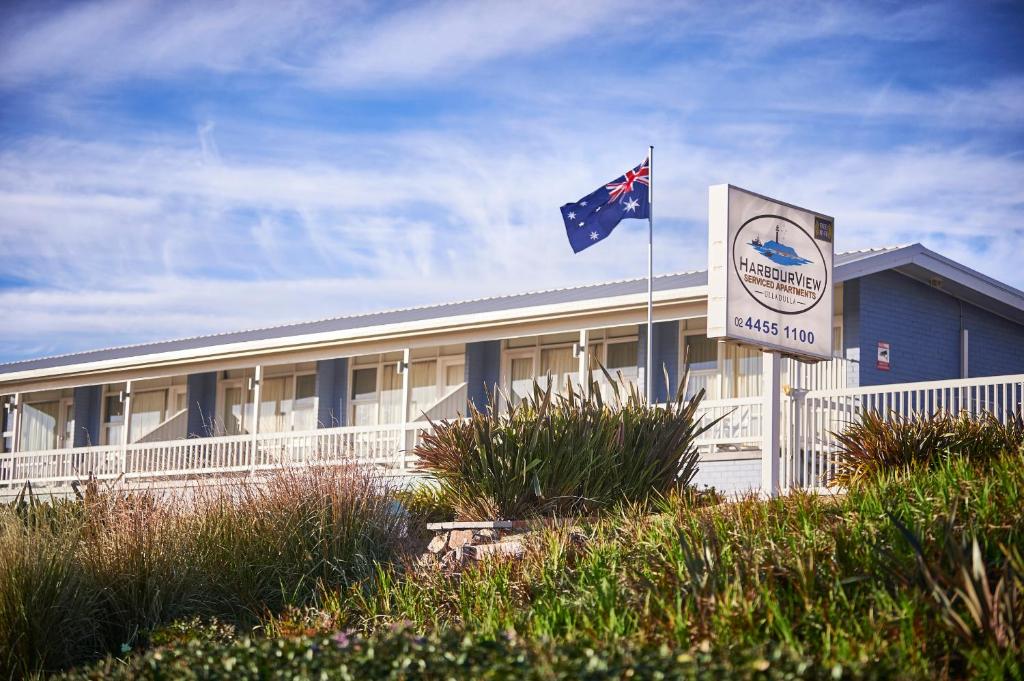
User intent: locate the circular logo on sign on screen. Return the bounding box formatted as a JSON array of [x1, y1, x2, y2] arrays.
[[731, 214, 828, 315]]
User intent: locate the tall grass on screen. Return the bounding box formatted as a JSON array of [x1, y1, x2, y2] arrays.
[[0, 466, 401, 678], [415, 371, 716, 520], [833, 409, 1024, 486], [337, 450, 1024, 679]]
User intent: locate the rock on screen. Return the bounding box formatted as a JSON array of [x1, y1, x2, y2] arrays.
[[415, 552, 437, 569], [427, 533, 448, 554], [448, 529, 474, 549], [474, 528, 499, 541], [466, 541, 526, 561]]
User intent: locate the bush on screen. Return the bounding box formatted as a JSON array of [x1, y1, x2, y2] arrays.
[[413, 372, 718, 520], [0, 466, 402, 678], [63, 626, 877, 680], [833, 410, 1024, 486]]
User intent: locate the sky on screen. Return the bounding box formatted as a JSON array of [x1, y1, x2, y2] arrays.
[[1, 0, 1022, 364]]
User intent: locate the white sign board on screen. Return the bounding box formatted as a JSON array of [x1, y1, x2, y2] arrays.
[[707, 184, 834, 361]]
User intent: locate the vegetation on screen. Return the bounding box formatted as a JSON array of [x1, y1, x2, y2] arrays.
[[832, 409, 1024, 486], [4, 404, 1023, 679], [414, 372, 716, 520], [0, 467, 401, 678]]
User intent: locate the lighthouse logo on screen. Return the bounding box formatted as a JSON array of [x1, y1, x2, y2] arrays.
[[732, 214, 828, 315]]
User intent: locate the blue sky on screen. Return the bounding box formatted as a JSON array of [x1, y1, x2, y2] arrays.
[[1, 0, 1022, 364]]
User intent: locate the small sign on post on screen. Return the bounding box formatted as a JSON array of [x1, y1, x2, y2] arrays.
[[876, 341, 890, 371]]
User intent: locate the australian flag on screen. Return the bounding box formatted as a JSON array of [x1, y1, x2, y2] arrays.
[[561, 156, 650, 253]]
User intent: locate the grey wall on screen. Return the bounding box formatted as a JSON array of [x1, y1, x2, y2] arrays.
[[316, 357, 348, 428], [185, 372, 218, 438], [847, 270, 1024, 386], [72, 385, 102, 447], [465, 340, 501, 411]]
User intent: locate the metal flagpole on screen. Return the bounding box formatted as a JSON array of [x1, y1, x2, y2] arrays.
[[646, 145, 654, 404]]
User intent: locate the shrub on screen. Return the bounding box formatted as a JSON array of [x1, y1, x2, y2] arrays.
[[63, 626, 872, 681], [413, 372, 718, 520], [833, 410, 1024, 486]]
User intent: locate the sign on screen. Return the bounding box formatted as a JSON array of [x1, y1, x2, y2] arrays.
[[707, 185, 835, 360], [876, 341, 890, 370]]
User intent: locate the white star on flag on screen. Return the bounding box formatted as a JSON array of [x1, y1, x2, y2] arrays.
[[581, 201, 587, 206], [623, 197, 640, 213], [590, 231, 599, 240], [578, 221, 584, 227], [567, 212, 576, 220]]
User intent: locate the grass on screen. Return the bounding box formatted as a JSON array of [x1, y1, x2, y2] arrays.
[[53, 448, 1024, 680], [0, 466, 402, 678], [6, 415, 1024, 679]]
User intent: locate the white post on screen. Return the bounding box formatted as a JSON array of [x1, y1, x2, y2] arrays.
[[399, 349, 411, 456], [250, 365, 262, 471], [121, 380, 133, 475], [645, 144, 654, 404], [761, 351, 781, 497], [577, 329, 589, 395], [11, 393, 22, 453]]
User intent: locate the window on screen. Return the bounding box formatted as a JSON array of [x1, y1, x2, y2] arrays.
[[21, 401, 60, 451], [684, 335, 720, 399], [293, 374, 317, 431], [221, 386, 246, 436], [104, 394, 125, 445], [409, 360, 437, 420], [351, 368, 377, 400]]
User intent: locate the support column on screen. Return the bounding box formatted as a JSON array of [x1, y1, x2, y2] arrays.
[[250, 366, 262, 471], [576, 329, 589, 394], [761, 350, 781, 497], [316, 358, 348, 428], [466, 340, 501, 412], [11, 393, 22, 453], [399, 349, 411, 454], [121, 381, 133, 474]]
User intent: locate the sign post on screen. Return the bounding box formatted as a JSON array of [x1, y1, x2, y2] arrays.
[[707, 185, 835, 496]]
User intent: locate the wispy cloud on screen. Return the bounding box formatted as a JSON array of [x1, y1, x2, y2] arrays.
[[0, 0, 1022, 363]]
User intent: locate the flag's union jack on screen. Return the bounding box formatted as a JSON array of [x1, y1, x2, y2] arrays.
[[605, 158, 650, 202]]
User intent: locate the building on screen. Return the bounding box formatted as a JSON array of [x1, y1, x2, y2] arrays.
[[2, 242, 1023, 494]]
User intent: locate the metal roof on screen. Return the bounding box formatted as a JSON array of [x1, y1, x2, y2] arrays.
[[2, 244, 1019, 377]]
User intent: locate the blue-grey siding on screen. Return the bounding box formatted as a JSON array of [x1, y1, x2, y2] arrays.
[[185, 372, 218, 438], [638, 320, 680, 402], [72, 385, 102, 447], [316, 358, 348, 428], [465, 340, 501, 411], [849, 271, 1024, 386]]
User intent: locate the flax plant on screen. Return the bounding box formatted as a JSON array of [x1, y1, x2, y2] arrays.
[[414, 367, 718, 520]]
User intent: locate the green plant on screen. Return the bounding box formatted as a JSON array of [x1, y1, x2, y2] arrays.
[[413, 370, 718, 520], [0, 465, 402, 678], [832, 410, 1024, 486]]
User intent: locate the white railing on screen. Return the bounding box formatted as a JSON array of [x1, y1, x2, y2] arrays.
[[0, 423, 430, 487], [694, 397, 761, 450], [781, 373, 1024, 492], [781, 355, 853, 392]]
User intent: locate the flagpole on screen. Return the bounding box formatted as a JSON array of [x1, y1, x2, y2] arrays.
[[646, 145, 654, 404]]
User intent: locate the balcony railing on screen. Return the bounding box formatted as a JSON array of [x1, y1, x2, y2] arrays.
[[0, 399, 763, 488]]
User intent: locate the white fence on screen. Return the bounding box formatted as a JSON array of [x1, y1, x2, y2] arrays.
[[781, 373, 1024, 492], [2, 373, 1022, 492]]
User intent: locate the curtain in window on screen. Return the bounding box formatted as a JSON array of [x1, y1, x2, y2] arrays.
[[540, 347, 575, 394], [379, 364, 403, 424], [259, 377, 289, 433], [130, 390, 166, 442], [20, 401, 59, 451], [293, 375, 317, 431], [409, 360, 437, 420], [684, 336, 720, 400], [510, 357, 534, 405], [221, 387, 245, 435], [732, 345, 762, 398]]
